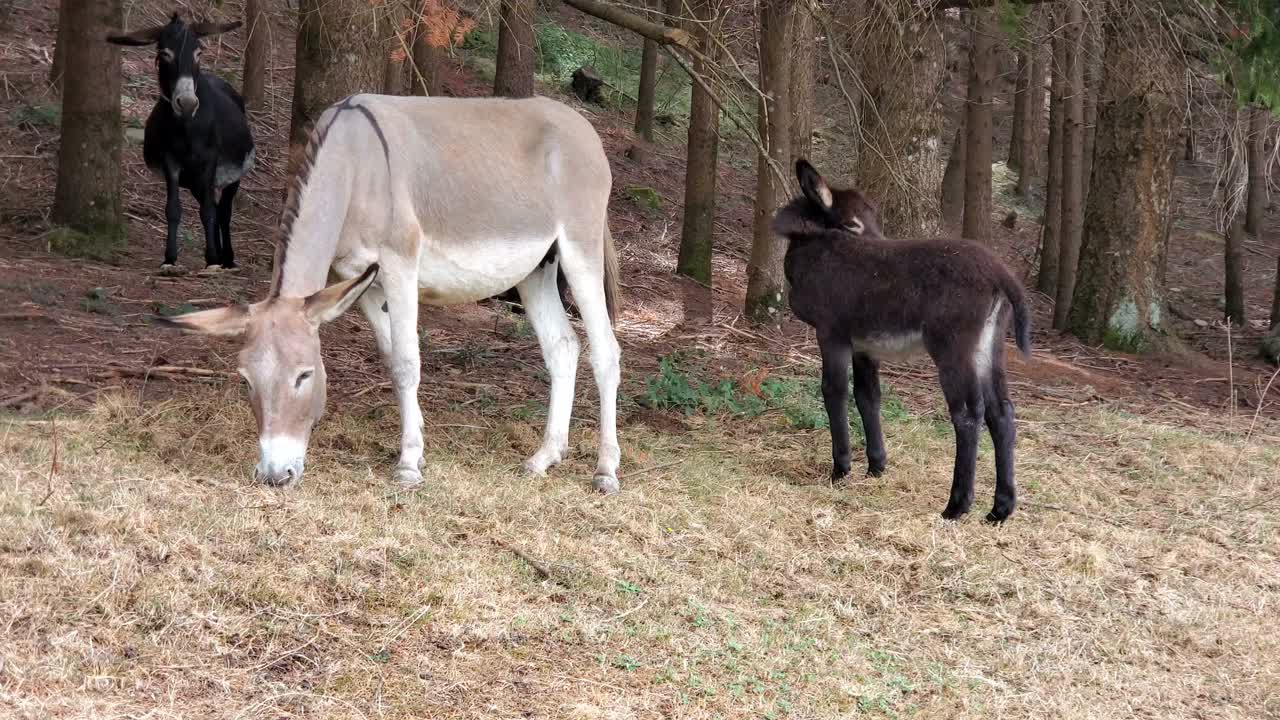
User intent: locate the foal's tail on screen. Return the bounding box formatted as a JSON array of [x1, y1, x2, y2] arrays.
[[997, 270, 1033, 359], [603, 223, 620, 324]]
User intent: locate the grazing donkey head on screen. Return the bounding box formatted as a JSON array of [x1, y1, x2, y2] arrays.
[[107, 13, 242, 120], [156, 266, 379, 487]]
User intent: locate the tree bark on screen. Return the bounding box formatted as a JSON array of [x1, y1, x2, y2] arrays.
[[1271, 251, 1280, 327], [1053, 0, 1085, 331], [851, 3, 946, 236], [1037, 23, 1066, 296], [242, 0, 269, 109], [941, 121, 966, 233], [790, 4, 815, 163], [50, 0, 68, 91], [1009, 46, 1031, 174], [1066, 5, 1182, 351], [962, 8, 997, 243], [53, 0, 123, 239], [409, 21, 443, 96], [1225, 213, 1246, 327], [1081, 8, 1100, 203], [291, 0, 388, 146], [635, 0, 658, 143], [745, 0, 793, 324], [1247, 104, 1267, 236], [494, 0, 536, 98], [675, 0, 720, 320]]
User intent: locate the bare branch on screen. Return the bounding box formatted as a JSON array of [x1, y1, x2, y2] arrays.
[[560, 0, 693, 47]]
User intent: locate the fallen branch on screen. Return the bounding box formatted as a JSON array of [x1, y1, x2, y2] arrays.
[[36, 417, 60, 507], [560, 0, 692, 49], [493, 538, 567, 586]]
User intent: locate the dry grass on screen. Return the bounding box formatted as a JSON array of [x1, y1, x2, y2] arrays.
[[1, 384, 1278, 719]]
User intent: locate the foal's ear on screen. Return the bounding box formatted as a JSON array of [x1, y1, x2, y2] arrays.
[[190, 20, 243, 37], [795, 159, 833, 211], [153, 304, 253, 336], [106, 26, 165, 46], [304, 264, 379, 325]]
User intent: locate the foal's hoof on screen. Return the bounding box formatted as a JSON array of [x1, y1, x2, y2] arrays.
[[158, 263, 183, 276], [592, 474, 620, 495], [984, 507, 1015, 524], [866, 464, 886, 478], [940, 505, 970, 521], [393, 466, 423, 489]]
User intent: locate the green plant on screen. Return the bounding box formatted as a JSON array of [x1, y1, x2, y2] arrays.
[[48, 226, 125, 262], [80, 287, 118, 317], [11, 103, 60, 131]]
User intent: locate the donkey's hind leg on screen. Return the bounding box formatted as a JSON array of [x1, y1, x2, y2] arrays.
[[938, 361, 984, 520], [557, 236, 622, 494], [982, 353, 1017, 523], [516, 258, 580, 476]]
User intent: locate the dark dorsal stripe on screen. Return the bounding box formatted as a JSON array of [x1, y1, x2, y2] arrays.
[[269, 96, 393, 298]]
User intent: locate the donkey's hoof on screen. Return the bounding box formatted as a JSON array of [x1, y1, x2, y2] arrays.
[[158, 263, 183, 276], [984, 507, 1014, 524], [393, 466, 423, 488], [592, 474, 620, 495], [866, 464, 886, 478], [198, 264, 222, 276], [940, 505, 969, 521]]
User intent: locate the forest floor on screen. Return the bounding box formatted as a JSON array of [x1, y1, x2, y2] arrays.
[[1, 1, 1279, 718]]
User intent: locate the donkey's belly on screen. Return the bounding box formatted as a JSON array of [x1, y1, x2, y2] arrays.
[[416, 237, 554, 305], [852, 332, 925, 362]]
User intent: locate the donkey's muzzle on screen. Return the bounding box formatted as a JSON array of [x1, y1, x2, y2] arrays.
[[173, 95, 200, 118], [254, 462, 302, 488]]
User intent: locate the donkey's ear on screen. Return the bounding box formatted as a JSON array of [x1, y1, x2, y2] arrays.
[[153, 304, 252, 336], [190, 20, 243, 37], [304, 264, 379, 325], [106, 26, 164, 46], [795, 159, 833, 211]]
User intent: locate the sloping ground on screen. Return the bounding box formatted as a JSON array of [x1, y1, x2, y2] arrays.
[[1, 390, 1277, 718]]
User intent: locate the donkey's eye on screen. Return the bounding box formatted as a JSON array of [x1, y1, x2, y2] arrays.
[[294, 369, 314, 389], [158, 49, 175, 63]]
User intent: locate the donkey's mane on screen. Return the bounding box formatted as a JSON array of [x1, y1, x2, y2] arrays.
[[270, 96, 392, 299], [270, 123, 328, 298]]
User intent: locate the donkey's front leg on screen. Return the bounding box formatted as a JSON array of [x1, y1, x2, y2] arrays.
[[161, 164, 182, 269], [382, 268, 425, 487], [818, 333, 853, 481], [851, 353, 887, 476], [516, 260, 579, 475]]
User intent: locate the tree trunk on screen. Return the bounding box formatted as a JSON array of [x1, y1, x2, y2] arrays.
[[941, 121, 966, 233], [746, 0, 793, 324], [635, 0, 658, 141], [1053, 0, 1085, 331], [962, 8, 997, 243], [790, 4, 815, 162], [383, 51, 404, 95], [1066, 6, 1182, 351], [1037, 24, 1066, 296], [1271, 251, 1280, 327], [1008, 46, 1031, 174], [1225, 213, 1247, 327], [1247, 104, 1267, 236], [1013, 45, 1039, 197], [494, 0, 536, 98], [50, 0, 68, 91], [675, 0, 719, 320], [851, 2, 946, 236], [409, 22, 443, 96], [53, 0, 123, 239], [1081, 7, 1100, 202], [291, 0, 388, 146], [242, 0, 269, 109]]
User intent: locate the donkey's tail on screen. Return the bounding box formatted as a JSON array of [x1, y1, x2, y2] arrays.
[[998, 271, 1032, 359], [603, 222, 620, 324]]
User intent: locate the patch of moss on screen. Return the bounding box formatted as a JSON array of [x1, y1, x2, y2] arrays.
[[48, 225, 126, 262]]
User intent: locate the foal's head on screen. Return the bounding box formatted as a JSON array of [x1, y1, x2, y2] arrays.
[[107, 13, 241, 120], [156, 267, 379, 487], [777, 159, 883, 238]]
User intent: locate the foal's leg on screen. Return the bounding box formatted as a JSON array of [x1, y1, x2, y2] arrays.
[[818, 333, 853, 481], [558, 235, 622, 494], [516, 259, 580, 475], [216, 180, 239, 269], [938, 361, 984, 520], [982, 358, 1017, 523], [851, 353, 887, 477], [381, 265, 426, 487]]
